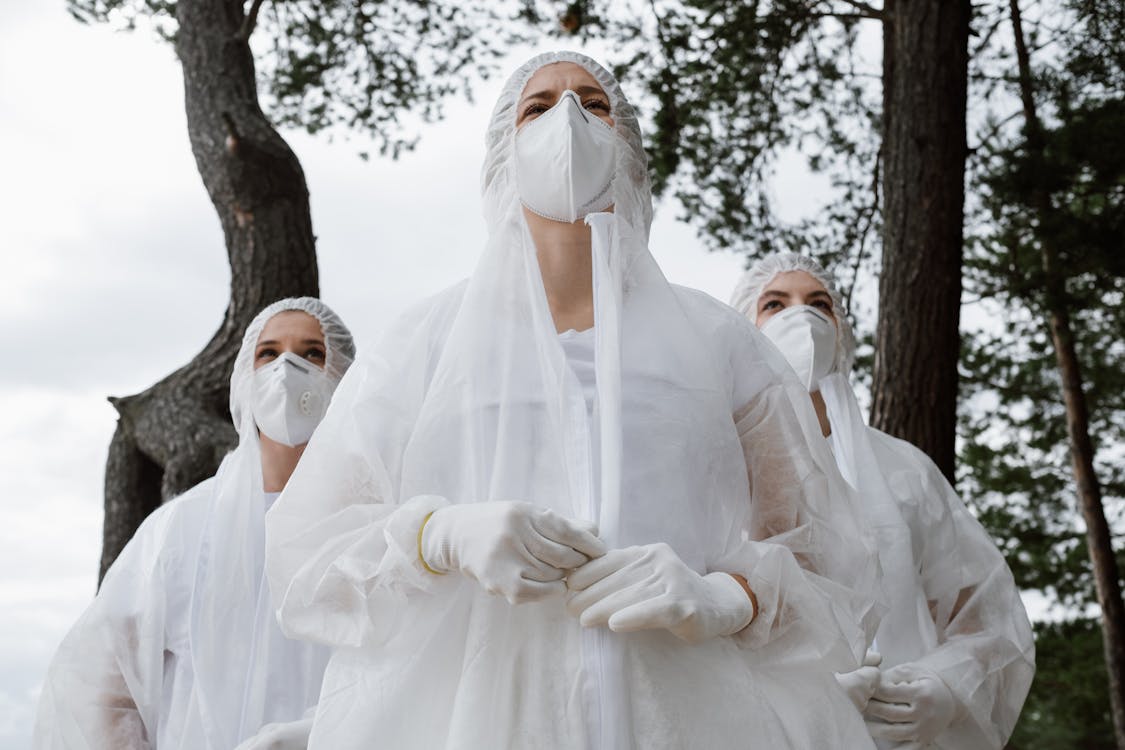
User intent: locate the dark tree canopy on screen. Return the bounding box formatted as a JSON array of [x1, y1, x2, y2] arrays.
[[529, 0, 885, 283], [69, 0, 525, 156], [960, 1, 1125, 743]]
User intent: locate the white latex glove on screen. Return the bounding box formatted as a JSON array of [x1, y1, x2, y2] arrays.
[[565, 543, 755, 643], [233, 716, 313, 750], [421, 501, 606, 604], [835, 649, 883, 712], [864, 663, 957, 748]]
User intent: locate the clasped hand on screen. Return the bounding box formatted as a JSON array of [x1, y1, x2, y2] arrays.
[[835, 649, 883, 711], [421, 501, 606, 604], [863, 663, 957, 748], [565, 543, 754, 643], [422, 505, 753, 642]]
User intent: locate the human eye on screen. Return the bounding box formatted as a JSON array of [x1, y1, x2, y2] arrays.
[[522, 102, 548, 119], [256, 347, 279, 362], [812, 299, 833, 313], [583, 98, 609, 113], [304, 347, 326, 364], [761, 300, 783, 312]]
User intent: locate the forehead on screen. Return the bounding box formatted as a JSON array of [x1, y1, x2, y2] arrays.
[[763, 270, 829, 296], [257, 310, 323, 343], [519, 62, 606, 100]]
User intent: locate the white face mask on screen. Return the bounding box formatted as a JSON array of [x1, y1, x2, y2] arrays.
[[760, 305, 838, 392], [515, 90, 616, 223], [250, 352, 336, 447]]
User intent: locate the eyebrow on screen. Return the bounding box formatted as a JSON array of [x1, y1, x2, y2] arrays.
[[255, 338, 325, 349], [759, 289, 832, 304], [518, 84, 607, 109]]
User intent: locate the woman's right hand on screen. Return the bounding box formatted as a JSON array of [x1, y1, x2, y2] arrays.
[[834, 649, 883, 711], [420, 502, 606, 604]]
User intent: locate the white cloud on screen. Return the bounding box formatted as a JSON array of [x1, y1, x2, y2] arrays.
[[0, 387, 108, 748]]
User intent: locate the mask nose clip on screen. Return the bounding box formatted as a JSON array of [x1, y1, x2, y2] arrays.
[[559, 90, 589, 123], [280, 353, 312, 374]]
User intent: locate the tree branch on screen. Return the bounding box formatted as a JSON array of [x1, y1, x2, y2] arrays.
[[967, 109, 1023, 158], [806, 11, 883, 21], [807, 0, 882, 20], [239, 0, 267, 40], [845, 146, 881, 312], [836, 0, 883, 19]]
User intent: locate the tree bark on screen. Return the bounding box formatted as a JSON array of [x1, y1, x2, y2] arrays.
[[100, 0, 318, 580], [1009, 2, 1125, 744], [870, 0, 970, 483]]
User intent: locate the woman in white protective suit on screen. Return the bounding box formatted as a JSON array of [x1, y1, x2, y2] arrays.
[[731, 254, 1036, 749], [266, 52, 882, 750], [35, 298, 355, 750]]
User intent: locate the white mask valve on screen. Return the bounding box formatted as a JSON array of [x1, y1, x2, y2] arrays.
[[250, 352, 335, 447]]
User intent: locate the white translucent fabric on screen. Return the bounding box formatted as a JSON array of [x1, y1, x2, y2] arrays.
[[558, 326, 597, 411], [267, 51, 879, 749], [820, 374, 1035, 749], [734, 253, 1035, 747], [35, 297, 354, 749]]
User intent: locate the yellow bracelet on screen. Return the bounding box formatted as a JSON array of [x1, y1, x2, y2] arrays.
[[729, 573, 758, 624], [417, 511, 446, 576]]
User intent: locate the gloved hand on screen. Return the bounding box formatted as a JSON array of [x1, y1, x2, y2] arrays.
[[565, 543, 755, 643], [233, 716, 313, 750], [421, 501, 606, 604], [864, 663, 957, 748], [835, 649, 883, 712]]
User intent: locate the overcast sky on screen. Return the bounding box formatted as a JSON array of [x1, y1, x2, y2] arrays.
[[0, 3, 1056, 747]]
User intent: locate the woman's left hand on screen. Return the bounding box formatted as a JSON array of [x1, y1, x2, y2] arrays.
[[864, 663, 957, 746], [565, 543, 754, 643]]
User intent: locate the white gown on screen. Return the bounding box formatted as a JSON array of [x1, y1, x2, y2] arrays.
[[267, 281, 879, 750], [34, 484, 329, 749], [266, 50, 880, 750], [821, 374, 1035, 749], [35, 296, 353, 750]]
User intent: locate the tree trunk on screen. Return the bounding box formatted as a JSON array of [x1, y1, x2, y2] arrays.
[[870, 0, 970, 483], [100, 0, 318, 580], [1009, 2, 1125, 744], [1043, 266, 1125, 750]]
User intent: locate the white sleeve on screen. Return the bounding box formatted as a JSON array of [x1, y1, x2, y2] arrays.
[[714, 318, 881, 669], [894, 446, 1035, 748], [33, 499, 195, 750], [265, 300, 458, 650]]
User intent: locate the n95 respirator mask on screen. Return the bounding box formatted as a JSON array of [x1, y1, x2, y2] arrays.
[[515, 90, 616, 223], [250, 352, 335, 447], [760, 305, 838, 392]]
